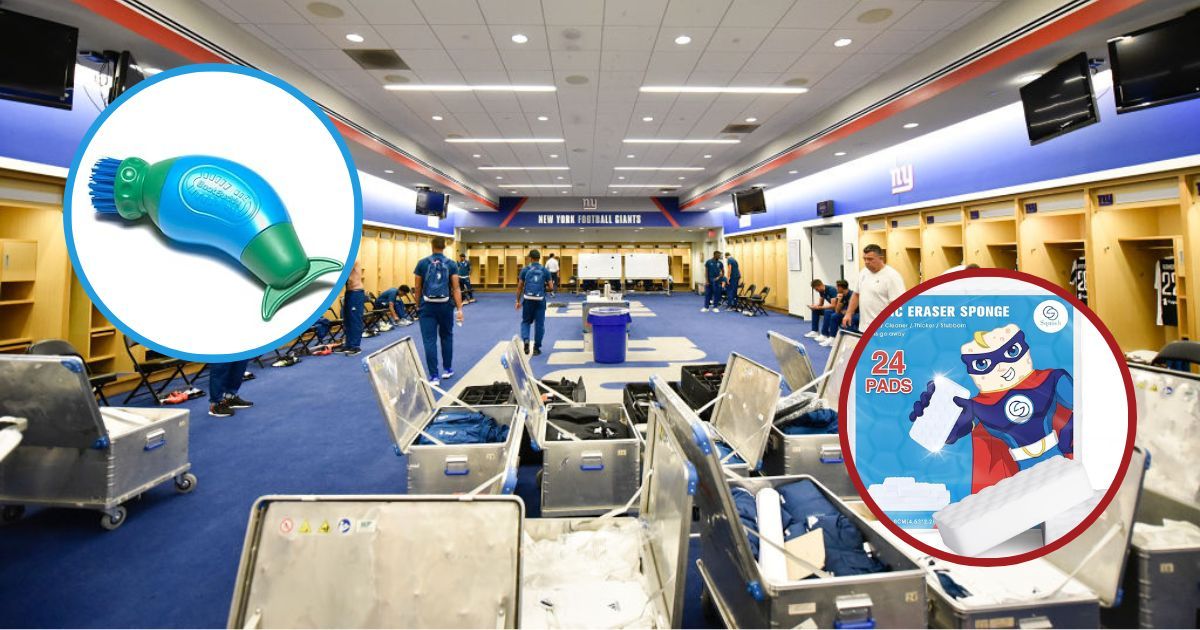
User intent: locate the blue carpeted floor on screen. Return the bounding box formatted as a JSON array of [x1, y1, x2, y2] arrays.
[[0, 293, 829, 628]]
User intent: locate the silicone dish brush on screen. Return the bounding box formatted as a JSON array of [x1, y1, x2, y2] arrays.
[[89, 155, 343, 320]]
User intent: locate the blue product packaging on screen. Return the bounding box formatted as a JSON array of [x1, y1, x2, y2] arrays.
[[853, 294, 1077, 529]]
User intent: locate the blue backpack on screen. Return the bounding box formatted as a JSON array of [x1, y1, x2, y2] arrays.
[[523, 264, 548, 300], [423, 256, 451, 302]]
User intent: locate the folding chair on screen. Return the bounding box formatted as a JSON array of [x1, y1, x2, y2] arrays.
[[734, 283, 756, 312], [1155, 340, 1200, 372], [122, 337, 195, 404], [361, 292, 386, 337], [747, 286, 771, 316], [26, 339, 120, 406]]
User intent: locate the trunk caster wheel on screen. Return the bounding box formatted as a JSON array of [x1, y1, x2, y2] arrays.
[[101, 506, 127, 531], [174, 472, 197, 494], [2, 505, 25, 523]]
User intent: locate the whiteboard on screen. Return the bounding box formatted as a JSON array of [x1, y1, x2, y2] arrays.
[[579, 253, 622, 279], [624, 253, 669, 279]]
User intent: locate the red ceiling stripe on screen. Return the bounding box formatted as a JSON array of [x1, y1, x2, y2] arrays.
[[649, 197, 681, 228], [71, 0, 498, 210], [498, 197, 529, 228], [680, 0, 1145, 209]]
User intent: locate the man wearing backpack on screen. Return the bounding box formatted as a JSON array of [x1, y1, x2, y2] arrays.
[[516, 249, 554, 356], [413, 238, 464, 385]]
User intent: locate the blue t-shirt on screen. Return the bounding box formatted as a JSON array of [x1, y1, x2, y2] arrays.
[[458, 259, 470, 276], [726, 257, 740, 278], [818, 285, 837, 304], [519, 262, 549, 299], [376, 287, 398, 305], [413, 253, 458, 300], [705, 258, 724, 281]]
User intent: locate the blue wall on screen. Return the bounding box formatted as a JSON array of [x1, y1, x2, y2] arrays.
[[0, 65, 456, 235], [724, 71, 1200, 234], [457, 196, 721, 228]]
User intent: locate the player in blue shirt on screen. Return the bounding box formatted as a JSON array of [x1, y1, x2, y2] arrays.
[[807, 279, 838, 341], [702, 251, 726, 312], [413, 238, 464, 385], [457, 254, 475, 304], [724, 252, 741, 311], [374, 286, 402, 324], [516, 249, 553, 356]]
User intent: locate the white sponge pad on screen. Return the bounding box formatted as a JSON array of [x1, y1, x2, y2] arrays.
[[756, 487, 789, 584], [933, 456, 1093, 556], [909, 376, 971, 453], [1043, 490, 1103, 544], [868, 477, 951, 512]]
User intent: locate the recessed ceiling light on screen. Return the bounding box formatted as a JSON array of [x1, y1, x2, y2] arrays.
[[561, 190, 568, 193], [511, 33, 529, 44], [640, 86, 808, 94], [674, 35, 692, 45], [788, 170, 797, 174], [345, 33, 365, 43], [537, 115, 549, 121], [677, 176, 686, 180], [834, 38, 853, 47], [386, 84, 556, 92], [744, 117, 758, 123], [472, 154, 482, 158], [384, 169, 394, 174], [626, 154, 636, 158], [556, 176, 564, 180], [609, 184, 682, 188], [431, 115, 443, 121], [610, 191, 618, 194], [506, 184, 573, 188], [618, 176, 626, 180], [614, 166, 705, 171], [478, 166, 570, 170], [446, 138, 564, 143], [903, 122, 920, 129], [495, 176, 504, 179], [834, 151, 847, 156], [642, 116, 654, 122], [858, 8, 894, 23], [703, 154, 712, 159], [549, 154, 559, 158], [623, 138, 740, 144]]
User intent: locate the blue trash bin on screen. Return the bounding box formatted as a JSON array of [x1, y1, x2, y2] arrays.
[[588, 307, 632, 364]]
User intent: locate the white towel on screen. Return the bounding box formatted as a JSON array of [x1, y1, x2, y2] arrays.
[[756, 487, 788, 584]]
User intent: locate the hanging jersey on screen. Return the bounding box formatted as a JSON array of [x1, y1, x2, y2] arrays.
[[1155, 257, 1177, 326], [1069, 257, 1087, 304]]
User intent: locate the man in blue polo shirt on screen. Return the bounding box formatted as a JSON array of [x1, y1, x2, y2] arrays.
[[724, 252, 741, 311], [702, 251, 726, 313], [807, 279, 838, 342]]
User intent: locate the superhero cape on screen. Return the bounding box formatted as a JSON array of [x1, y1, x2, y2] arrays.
[[969, 369, 1073, 493]]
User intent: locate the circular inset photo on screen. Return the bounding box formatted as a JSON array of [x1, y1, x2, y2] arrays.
[[839, 269, 1136, 566], [65, 64, 361, 362]]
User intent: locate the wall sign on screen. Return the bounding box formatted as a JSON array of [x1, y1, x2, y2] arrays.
[[534, 212, 644, 225], [891, 164, 915, 194]]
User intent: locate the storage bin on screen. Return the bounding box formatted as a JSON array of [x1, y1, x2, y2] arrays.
[[0, 354, 195, 530], [502, 336, 639, 517], [363, 337, 522, 495], [623, 381, 655, 425], [762, 330, 856, 498], [654, 378, 928, 629], [701, 352, 783, 477], [450, 381, 514, 406], [680, 362, 725, 420], [227, 388, 694, 629]]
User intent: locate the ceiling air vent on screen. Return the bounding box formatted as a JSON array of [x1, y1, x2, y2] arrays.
[[721, 123, 760, 134], [345, 49, 409, 70]]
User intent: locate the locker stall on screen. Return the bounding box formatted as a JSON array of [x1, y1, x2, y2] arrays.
[[886, 213, 923, 288], [1019, 191, 1089, 298], [921, 208, 965, 277], [964, 200, 1019, 272], [724, 229, 789, 311]]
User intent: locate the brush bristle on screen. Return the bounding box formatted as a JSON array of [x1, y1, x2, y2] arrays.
[[88, 157, 123, 214]]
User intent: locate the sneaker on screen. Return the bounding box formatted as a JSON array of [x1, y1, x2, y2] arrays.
[[524, 341, 530, 355], [339, 346, 362, 356], [441, 369, 455, 380], [712, 308, 720, 313], [814, 335, 828, 343], [242, 371, 256, 381], [820, 338, 836, 347], [532, 347, 543, 356], [225, 395, 254, 409], [208, 399, 235, 418], [804, 331, 820, 339], [428, 378, 441, 388], [700, 308, 709, 313]]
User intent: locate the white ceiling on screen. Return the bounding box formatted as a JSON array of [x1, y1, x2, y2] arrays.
[[198, 0, 1002, 197]]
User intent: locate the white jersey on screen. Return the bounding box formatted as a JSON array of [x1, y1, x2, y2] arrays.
[[857, 264, 906, 329]]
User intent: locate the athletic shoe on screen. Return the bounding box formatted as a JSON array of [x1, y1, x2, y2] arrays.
[[820, 338, 836, 347], [242, 371, 256, 381], [712, 308, 720, 313], [814, 335, 828, 343], [524, 341, 530, 355], [428, 378, 441, 388], [209, 399, 235, 418], [341, 346, 362, 356], [441, 369, 455, 380], [532, 347, 543, 356], [804, 331, 820, 339], [700, 308, 709, 313], [225, 395, 254, 409]]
